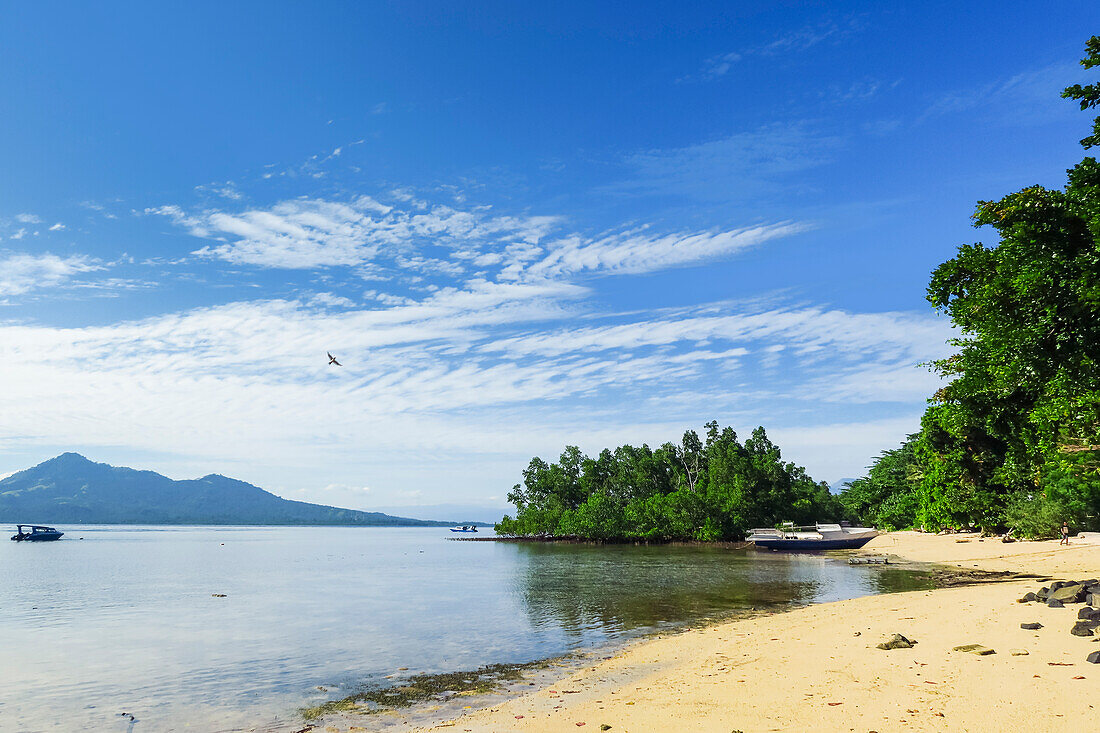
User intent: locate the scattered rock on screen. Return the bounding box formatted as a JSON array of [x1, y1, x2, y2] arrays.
[[1087, 651, 1100, 664], [1037, 587, 1050, 601], [1050, 584, 1088, 604], [877, 634, 916, 650], [600, 726, 612, 731], [211, 594, 227, 598], [1010, 649, 1029, 656], [1018, 592, 1039, 603], [1048, 599, 1065, 608], [1079, 608, 1100, 620], [952, 644, 995, 655], [1072, 621, 1099, 637], [1021, 622, 1043, 630]]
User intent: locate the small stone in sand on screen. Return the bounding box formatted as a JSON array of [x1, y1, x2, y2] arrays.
[[877, 634, 916, 650], [1021, 622, 1043, 630], [1010, 649, 1029, 656], [952, 644, 995, 655], [1087, 651, 1100, 664]]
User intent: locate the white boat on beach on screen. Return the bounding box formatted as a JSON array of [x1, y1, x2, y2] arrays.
[[747, 522, 878, 551]]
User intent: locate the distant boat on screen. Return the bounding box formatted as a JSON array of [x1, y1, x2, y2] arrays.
[[10, 525, 64, 542], [449, 525, 478, 533], [747, 522, 877, 551]]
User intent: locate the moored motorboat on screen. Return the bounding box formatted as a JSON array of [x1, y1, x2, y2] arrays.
[[747, 522, 877, 551], [449, 525, 478, 533], [10, 525, 64, 542]]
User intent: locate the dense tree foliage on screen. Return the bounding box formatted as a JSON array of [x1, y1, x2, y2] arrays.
[[842, 38, 1100, 536], [496, 422, 841, 540], [837, 435, 922, 531]]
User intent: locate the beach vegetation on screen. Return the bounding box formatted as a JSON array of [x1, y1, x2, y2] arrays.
[[841, 36, 1100, 536]]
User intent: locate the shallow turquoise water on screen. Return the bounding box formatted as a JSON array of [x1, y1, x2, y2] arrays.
[[0, 526, 931, 731]]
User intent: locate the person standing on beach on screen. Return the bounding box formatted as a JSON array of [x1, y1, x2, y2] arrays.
[[1061, 521, 1070, 545]]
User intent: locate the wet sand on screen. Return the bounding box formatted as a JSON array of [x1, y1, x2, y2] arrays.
[[387, 531, 1100, 733]]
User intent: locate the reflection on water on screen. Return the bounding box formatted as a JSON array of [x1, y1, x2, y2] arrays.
[[0, 527, 934, 732], [511, 543, 934, 638]]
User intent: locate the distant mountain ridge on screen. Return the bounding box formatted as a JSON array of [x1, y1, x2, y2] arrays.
[[829, 478, 859, 494], [0, 453, 482, 527]]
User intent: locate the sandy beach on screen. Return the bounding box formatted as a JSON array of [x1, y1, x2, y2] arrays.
[[378, 532, 1100, 733]]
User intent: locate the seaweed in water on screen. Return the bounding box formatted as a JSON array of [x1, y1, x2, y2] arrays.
[[301, 659, 554, 720]]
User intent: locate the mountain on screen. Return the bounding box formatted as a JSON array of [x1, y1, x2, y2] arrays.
[[829, 478, 860, 494], [0, 453, 475, 527]]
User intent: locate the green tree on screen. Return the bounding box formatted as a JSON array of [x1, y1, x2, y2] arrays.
[[838, 435, 922, 529], [911, 36, 1100, 532], [1062, 35, 1100, 148]]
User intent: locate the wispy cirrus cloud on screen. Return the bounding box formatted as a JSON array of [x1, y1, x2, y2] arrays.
[[610, 122, 842, 200], [919, 62, 1085, 126], [686, 18, 865, 82], [513, 222, 809, 280], [153, 196, 560, 271], [146, 193, 810, 285], [0, 290, 949, 477]]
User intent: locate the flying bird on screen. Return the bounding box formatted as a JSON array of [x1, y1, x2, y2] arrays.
[[327, 352, 342, 366]]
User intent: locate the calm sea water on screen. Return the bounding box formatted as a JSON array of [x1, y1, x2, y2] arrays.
[[0, 526, 933, 732]]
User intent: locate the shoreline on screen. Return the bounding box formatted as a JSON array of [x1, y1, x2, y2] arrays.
[[375, 531, 1100, 732], [452, 535, 752, 548]]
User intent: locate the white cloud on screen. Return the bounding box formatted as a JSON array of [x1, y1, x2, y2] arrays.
[[308, 292, 357, 309], [516, 222, 808, 280], [4, 184, 952, 498], [16, 213, 41, 224], [0, 284, 950, 494], [154, 193, 807, 287], [0, 253, 104, 296], [166, 197, 560, 270], [48, 223, 66, 231]]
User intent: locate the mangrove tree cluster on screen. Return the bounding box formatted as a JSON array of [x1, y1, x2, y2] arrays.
[[841, 37, 1100, 536], [495, 422, 840, 540]]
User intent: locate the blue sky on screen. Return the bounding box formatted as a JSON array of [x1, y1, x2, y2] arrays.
[[1, 1, 1097, 511]]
